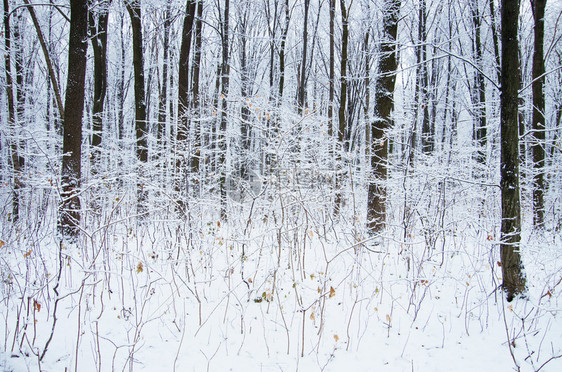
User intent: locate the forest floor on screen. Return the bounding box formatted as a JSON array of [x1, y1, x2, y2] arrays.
[[1, 196, 561, 371]]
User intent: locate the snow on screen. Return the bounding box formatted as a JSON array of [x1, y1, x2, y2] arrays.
[[1, 211, 561, 372]]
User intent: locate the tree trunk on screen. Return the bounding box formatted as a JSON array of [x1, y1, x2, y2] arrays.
[[334, 0, 349, 216], [191, 0, 203, 174], [89, 0, 110, 164], [328, 0, 335, 138], [125, 0, 148, 214], [366, 0, 399, 233], [500, 0, 525, 301], [22, 0, 64, 121], [218, 0, 230, 220], [176, 0, 196, 211], [471, 1, 487, 167], [298, 0, 310, 113], [60, 0, 88, 239], [531, 0, 547, 227], [4, 0, 23, 221]]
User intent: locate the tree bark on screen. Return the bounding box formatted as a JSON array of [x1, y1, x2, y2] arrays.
[[60, 0, 88, 238], [218, 0, 230, 220], [4, 0, 23, 221], [500, 0, 526, 301], [334, 0, 349, 216], [89, 0, 110, 163], [125, 0, 148, 212], [297, 0, 310, 113], [531, 0, 547, 227], [191, 0, 203, 174], [366, 0, 399, 233]]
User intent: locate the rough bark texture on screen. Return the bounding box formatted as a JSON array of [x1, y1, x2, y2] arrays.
[[60, 0, 88, 238], [500, 0, 526, 301], [366, 0, 399, 233], [531, 0, 546, 227]]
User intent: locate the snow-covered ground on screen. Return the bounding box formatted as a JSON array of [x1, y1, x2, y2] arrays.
[[1, 195, 561, 372]]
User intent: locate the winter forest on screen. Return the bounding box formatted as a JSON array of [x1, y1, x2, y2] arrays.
[[1, 0, 562, 370]]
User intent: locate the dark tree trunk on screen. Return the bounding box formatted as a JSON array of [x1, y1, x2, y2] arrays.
[[60, 0, 88, 238], [366, 0, 399, 233], [328, 0, 335, 138], [239, 5, 252, 180], [191, 0, 203, 174], [176, 0, 196, 210], [125, 0, 148, 212], [500, 0, 526, 301], [472, 1, 487, 167], [418, 0, 432, 154], [89, 0, 110, 164], [531, 0, 547, 227], [334, 0, 349, 216], [218, 0, 230, 220], [297, 0, 310, 113], [4, 0, 23, 221], [158, 2, 171, 144]]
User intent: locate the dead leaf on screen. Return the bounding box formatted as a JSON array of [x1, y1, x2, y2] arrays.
[[24, 250, 32, 258], [33, 300, 41, 312], [386, 314, 391, 324], [333, 334, 339, 342], [0, 240, 5, 249], [329, 286, 336, 298], [136, 262, 143, 273], [310, 312, 315, 321]]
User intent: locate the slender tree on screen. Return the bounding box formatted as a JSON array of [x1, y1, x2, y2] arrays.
[[500, 0, 526, 301], [176, 0, 196, 210], [4, 0, 23, 221], [297, 0, 310, 113], [531, 0, 547, 227], [218, 0, 230, 220], [191, 0, 203, 174], [89, 0, 110, 164], [366, 0, 400, 233], [125, 0, 148, 212], [334, 0, 349, 215], [60, 0, 88, 238]]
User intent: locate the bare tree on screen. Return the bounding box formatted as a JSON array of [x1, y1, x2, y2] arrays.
[[500, 0, 526, 301], [89, 0, 111, 165], [125, 0, 148, 213], [59, 0, 88, 238], [366, 0, 400, 233], [531, 0, 547, 227]]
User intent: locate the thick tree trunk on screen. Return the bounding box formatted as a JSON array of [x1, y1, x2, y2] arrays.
[[500, 0, 526, 301], [366, 0, 399, 233], [60, 0, 88, 238], [531, 0, 547, 227]]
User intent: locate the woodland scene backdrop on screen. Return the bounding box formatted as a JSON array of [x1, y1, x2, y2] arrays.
[[1, 0, 562, 371]]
